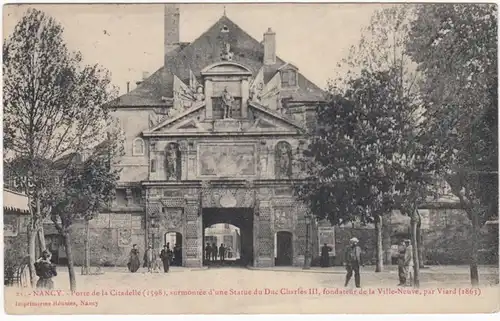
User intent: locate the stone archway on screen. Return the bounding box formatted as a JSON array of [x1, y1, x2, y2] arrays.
[[164, 231, 183, 266], [275, 231, 293, 266]]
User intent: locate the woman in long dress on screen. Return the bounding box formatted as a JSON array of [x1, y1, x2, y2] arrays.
[[128, 244, 141, 273]]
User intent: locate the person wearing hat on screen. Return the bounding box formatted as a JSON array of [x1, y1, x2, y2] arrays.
[[344, 237, 363, 288], [160, 244, 172, 273], [397, 240, 407, 286], [404, 239, 414, 286]]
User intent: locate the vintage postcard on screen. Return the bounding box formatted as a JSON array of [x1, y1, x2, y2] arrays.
[[2, 2, 499, 315]]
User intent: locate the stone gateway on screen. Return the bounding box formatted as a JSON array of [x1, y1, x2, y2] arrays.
[[104, 4, 324, 268]]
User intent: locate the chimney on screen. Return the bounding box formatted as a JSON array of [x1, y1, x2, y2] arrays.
[[126, 81, 130, 93], [263, 27, 276, 65], [164, 4, 180, 66], [142, 71, 150, 80]]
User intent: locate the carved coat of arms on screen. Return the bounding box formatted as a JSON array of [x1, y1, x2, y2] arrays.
[[163, 208, 183, 230], [274, 208, 292, 229]]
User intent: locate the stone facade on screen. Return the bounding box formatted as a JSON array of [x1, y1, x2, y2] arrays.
[[61, 5, 497, 268]]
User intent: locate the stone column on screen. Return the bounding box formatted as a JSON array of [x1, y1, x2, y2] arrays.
[[205, 79, 213, 119], [241, 78, 249, 118], [184, 195, 202, 267]]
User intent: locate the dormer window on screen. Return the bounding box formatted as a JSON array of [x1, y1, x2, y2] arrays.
[[281, 69, 297, 87]]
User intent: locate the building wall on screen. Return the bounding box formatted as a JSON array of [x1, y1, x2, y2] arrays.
[[68, 213, 146, 266]]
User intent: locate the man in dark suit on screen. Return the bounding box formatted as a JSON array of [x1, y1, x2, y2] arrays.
[[219, 244, 226, 263], [344, 237, 363, 288], [160, 244, 172, 273]]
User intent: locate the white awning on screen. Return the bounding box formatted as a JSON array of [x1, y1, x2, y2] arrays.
[[3, 189, 30, 214]]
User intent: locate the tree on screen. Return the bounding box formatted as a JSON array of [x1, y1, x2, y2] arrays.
[[45, 133, 122, 290], [331, 4, 427, 272], [406, 3, 498, 286], [3, 8, 117, 287]]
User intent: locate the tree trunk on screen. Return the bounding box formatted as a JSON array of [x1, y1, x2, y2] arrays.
[[62, 232, 77, 291], [375, 215, 383, 272], [382, 213, 392, 265], [27, 225, 37, 288], [37, 225, 46, 253], [36, 196, 46, 253], [83, 219, 91, 275], [470, 210, 480, 286], [410, 212, 421, 288], [416, 218, 424, 268]]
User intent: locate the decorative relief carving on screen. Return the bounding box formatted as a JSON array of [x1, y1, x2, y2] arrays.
[[274, 207, 293, 230], [202, 188, 254, 208], [147, 202, 162, 218], [275, 141, 293, 179], [185, 223, 198, 238], [163, 190, 183, 197], [199, 144, 255, 177], [186, 239, 198, 258], [161, 208, 183, 230], [274, 187, 293, 196], [259, 238, 273, 256], [118, 228, 132, 247]]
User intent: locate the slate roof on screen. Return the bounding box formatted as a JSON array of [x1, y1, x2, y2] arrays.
[[109, 15, 325, 107]]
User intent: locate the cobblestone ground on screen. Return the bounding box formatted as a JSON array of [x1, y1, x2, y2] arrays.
[[6, 265, 499, 314]]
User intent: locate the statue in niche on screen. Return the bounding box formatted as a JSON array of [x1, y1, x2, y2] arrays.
[[221, 87, 235, 119], [275, 141, 293, 179], [165, 143, 181, 181]]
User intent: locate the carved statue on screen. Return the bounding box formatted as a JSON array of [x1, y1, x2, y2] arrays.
[[194, 84, 205, 102], [275, 141, 292, 178], [165, 143, 180, 181], [221, 87, 235, 119]]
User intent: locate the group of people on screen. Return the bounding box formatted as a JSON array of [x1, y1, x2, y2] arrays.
[[128, 243, 182, 273], [204, 243, 231, 263], [343, 237, 414, 288]]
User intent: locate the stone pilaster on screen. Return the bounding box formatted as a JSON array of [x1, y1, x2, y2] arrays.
[[179, 140, 189, 180], [241, 78, 249, 118], [187, 141, 197, 180], [205, 79, 213, 119], [256, 199, 274, 267], [184, 195, 202, 267]]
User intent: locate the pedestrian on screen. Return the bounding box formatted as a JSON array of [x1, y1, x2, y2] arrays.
[[205, 242, 211, 262], [219, 243, 226, 263], [127, 244, 141, 273], [344, 237, 363, 288], [211, 242, 218, 262], [174, 243, 181, 266], [404, 239, 414, 287], [34, 250, 57, 289], [143, 245, 154, 273], [320, 243, 332, 267], [397, 240, 407, 286], [160, 244, 171, 273]]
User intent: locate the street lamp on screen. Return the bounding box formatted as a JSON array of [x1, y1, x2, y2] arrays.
[[303, 212, 312, 270]]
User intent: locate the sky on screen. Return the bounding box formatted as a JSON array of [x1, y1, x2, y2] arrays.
[[3, 3, 383, 96]]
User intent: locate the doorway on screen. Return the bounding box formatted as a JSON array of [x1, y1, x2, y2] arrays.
[[275, 231, 293, 266], [202, 208, 253, 267], [164, 232, 183, 266]]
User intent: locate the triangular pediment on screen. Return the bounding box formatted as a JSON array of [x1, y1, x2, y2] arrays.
[[248, 102, 305, 134], [143, 102, 206, 135]]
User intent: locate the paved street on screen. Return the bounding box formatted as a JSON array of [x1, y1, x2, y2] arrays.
[[5, 265, 499, 314]]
